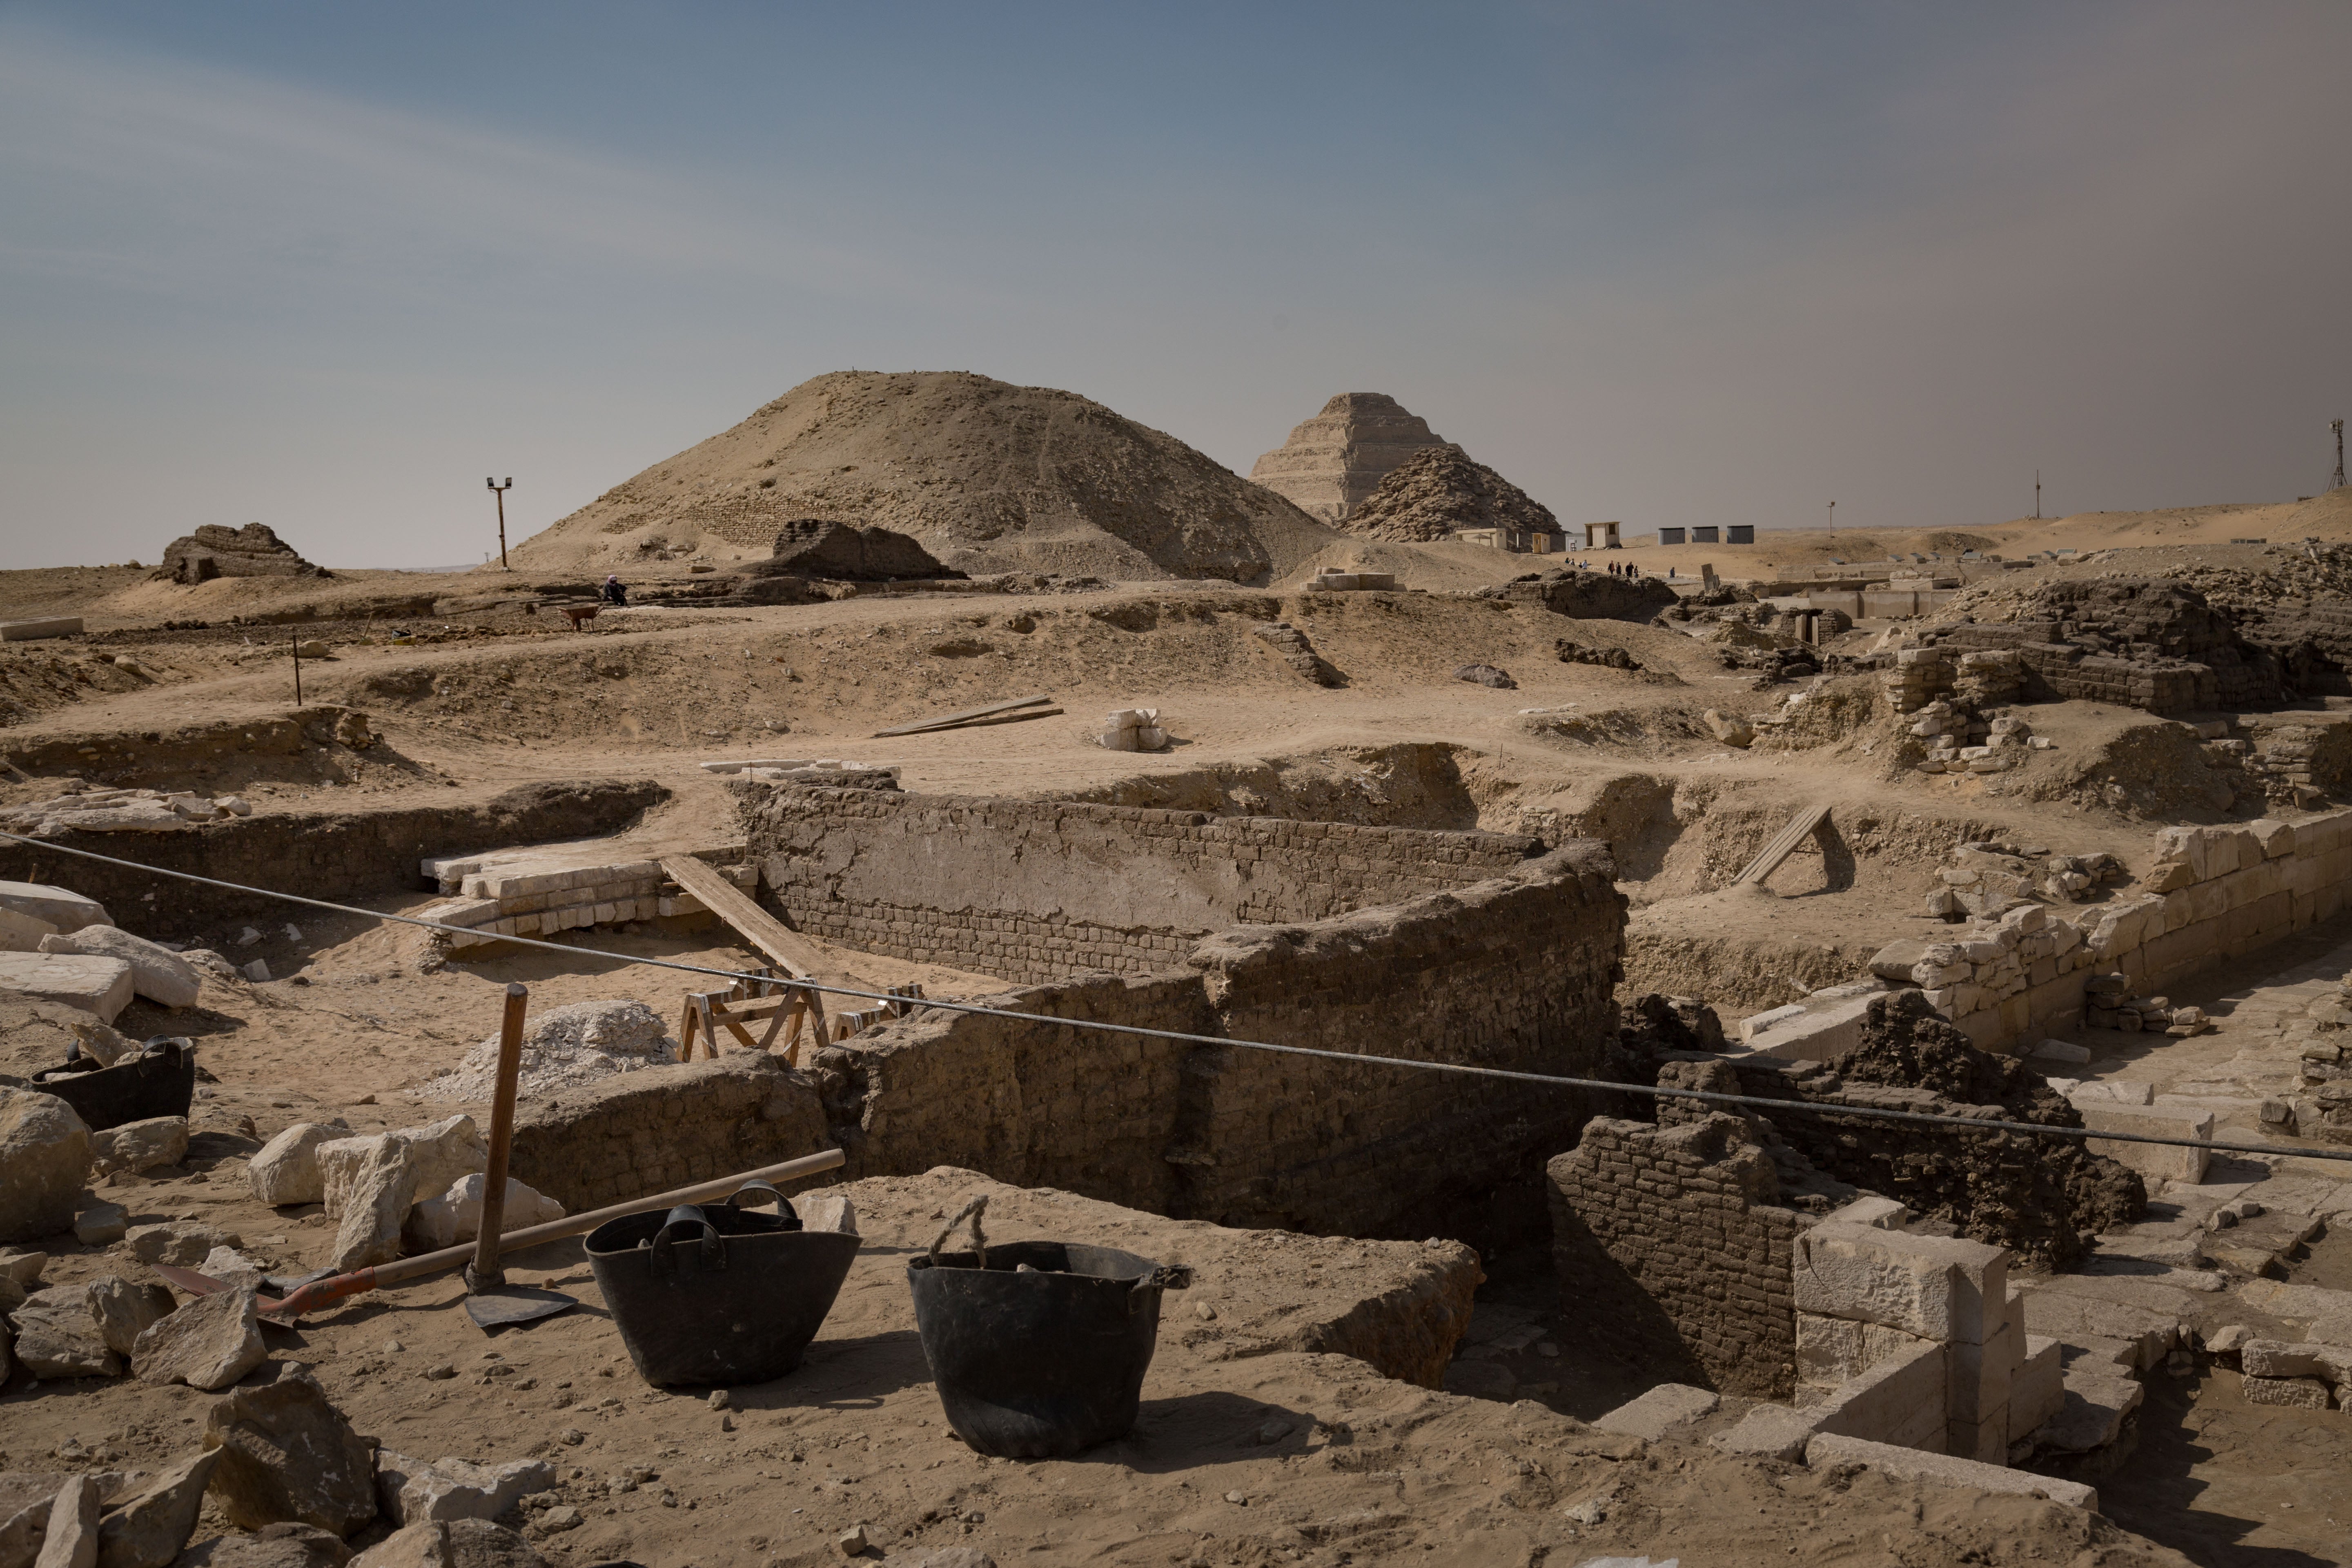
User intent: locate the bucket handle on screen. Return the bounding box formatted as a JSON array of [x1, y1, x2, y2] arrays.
[[1128, 1263, 1194, 1315], [648, 1205, 726, 1278], [728, 1180, 802, 1229], [927, 1193, 989, 1271]]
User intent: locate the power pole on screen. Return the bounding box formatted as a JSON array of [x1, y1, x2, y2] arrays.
[[2035, 470, 2041, 520], [487, 477, 514, 570], [2334, 420, 2345, 491], [1827, 501, 1835, 533]]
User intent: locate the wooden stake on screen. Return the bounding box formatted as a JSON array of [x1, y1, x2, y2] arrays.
[[469, 982, 529, 1290]]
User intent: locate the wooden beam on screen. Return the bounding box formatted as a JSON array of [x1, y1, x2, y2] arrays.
[[1734, 803, 1833, 887], [871, 693, 1053, 738], [658, 856, 826, 980], [870, 706, 1060, 739]]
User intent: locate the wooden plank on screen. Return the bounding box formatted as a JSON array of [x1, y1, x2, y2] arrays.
[[659, 856, 826, 980], [1735, 804, 1833, 886], [872, 693, 1053, 738], [871, 706, 1060, 739]]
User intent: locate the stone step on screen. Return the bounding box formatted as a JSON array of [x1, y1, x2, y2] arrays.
[[2029, 1365, 2144, 1454]]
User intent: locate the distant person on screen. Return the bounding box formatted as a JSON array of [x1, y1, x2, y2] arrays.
[[601, 575, 628, 606]]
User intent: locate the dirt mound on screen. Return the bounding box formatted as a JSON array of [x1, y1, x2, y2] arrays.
[[1338, 444, 1559, 544], [766, 519, 956, 582], [510, 371, 1336, 584]]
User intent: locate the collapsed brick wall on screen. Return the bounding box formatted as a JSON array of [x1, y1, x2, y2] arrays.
[[0, 780, 668, 938], [1547, 1114, 1813, 1398], [507, 1054, 831, 1215], [737, 783, 1540, 983], [811, 843, 1626, 1240], [1931, 579, 2284, 713]]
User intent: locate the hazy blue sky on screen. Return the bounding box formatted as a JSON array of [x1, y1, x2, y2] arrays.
[[4, 2, 2347, 568]]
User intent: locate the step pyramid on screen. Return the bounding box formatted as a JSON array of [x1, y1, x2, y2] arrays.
[[1247, 393, 1449, 523]]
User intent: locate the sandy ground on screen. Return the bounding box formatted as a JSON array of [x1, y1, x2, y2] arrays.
[[2, 1169, 2199, 1568], [9, 526, 2352, 1566]]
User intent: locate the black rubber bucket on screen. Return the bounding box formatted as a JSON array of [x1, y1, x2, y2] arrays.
[[585, 1182, 860, 1388], [906, 1195, 1192, 1459], [30, 1038, 196, 1131]]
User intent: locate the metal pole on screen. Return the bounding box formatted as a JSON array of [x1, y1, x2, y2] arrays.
[[2035, 470, 2041, 520], [2334, 420, 2345, 491], [468, 981, 530, 1290], [291, 636, 302, 707], [487, 478, 514, 571]]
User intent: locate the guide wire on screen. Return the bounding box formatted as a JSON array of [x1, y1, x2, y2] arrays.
[[5, 827, 2348, 1164]]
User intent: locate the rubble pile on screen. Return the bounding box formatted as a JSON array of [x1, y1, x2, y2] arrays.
[[1922, 839, 2127, 918], [1338, 443, 1561, 545], [1924, 579, 2285, 713], [0, 786, 254, 837], [2289, 973, 2352, 1144], [1480, 567, 1677, 624]]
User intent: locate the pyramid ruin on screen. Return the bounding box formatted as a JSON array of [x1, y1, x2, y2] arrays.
[[1247, 393, 1450, 523], [1341, 444, 1562, 546], [509, 371, 1334, 585], [153, 523, 328, 584]]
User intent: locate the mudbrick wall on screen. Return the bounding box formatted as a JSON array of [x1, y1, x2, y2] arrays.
[[507, 1054, 831, 1215], [1548, 1114, 1814, 1399], [736, 782, 1541, 984], [804, 841, 1627, 1240], [0, 780, 667, 937]]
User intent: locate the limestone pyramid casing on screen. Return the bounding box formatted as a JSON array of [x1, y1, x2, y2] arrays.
[[1248, 393, 1448, 523]]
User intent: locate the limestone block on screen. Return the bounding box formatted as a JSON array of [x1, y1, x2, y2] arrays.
[[127, 1222, 230, 1267], [401, 1175, 564, 1252], [133, 1287, 267, 1390], [1590, 1383, 1721, 1440], [2073, 1101, 2212, 1184], [2239, 1339, 2352, 1383], [0, 1088, 94, 1243], [1738, 1003, 1805, 1042], [795, 1192, 858, 1235], [1708, 1403, 1820, 1461], [2011, 1334, 2065, 1441], [1811, 1339, 1949, 1450], [2242, 1374, 2332, 1409], [372, 1452, 555, 1526], [1750, 992, 1881, 1062], [2252, 818, 2296, 858], [318, 1116, 485, 1272], [0, 954, 134, 1022], [1948, 1323, 2019, 1423], [248, 1123, 343, 1207], [33, 928, 199, 1009], [0, 908, 60, 953], [202, 1370, 380, 1535], [91, 1117, 189, 1177], [1794, 1221, 2007, 1343], [34, 1474, 101, 1568], [94, 1449, 218, 1568], [12, 1284, 119, 1379], [1832, 1196, 1912, 1230], [89, 1276, 176, 1356], [0, 882, 111, 934], [1803, 1434, 2097, 1510]]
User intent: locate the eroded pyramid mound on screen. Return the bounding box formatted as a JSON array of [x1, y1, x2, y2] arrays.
[[154, 523, 328, 584], [1341, 445, 1561, 544], [1247, 393, 1450, 523], [510, 371, 1334, 584]]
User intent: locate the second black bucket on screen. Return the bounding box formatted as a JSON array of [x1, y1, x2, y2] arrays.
[[30, 1038, 197, 1131], [585, 1183, 859, 1388], [907, 1195, 1191, 1459]]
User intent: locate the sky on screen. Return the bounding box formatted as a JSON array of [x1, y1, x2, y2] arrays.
[[2, 1, 2348, 569]]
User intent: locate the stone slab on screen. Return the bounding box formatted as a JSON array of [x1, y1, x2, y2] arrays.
[[0, 953, 134, 1022], [1804, 1433, 2097, 1510], [1591, 1383, 1721, 1441]]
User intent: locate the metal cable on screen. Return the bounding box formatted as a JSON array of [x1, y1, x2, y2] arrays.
[[3, 827, 2345, 1164]]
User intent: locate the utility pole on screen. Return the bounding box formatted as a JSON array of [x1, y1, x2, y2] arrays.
[[1827, 501, 1835, 533], [2334, 420, 2345, 492], [487, 477, 514, 570], [2035, 470, 2041, 520]]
